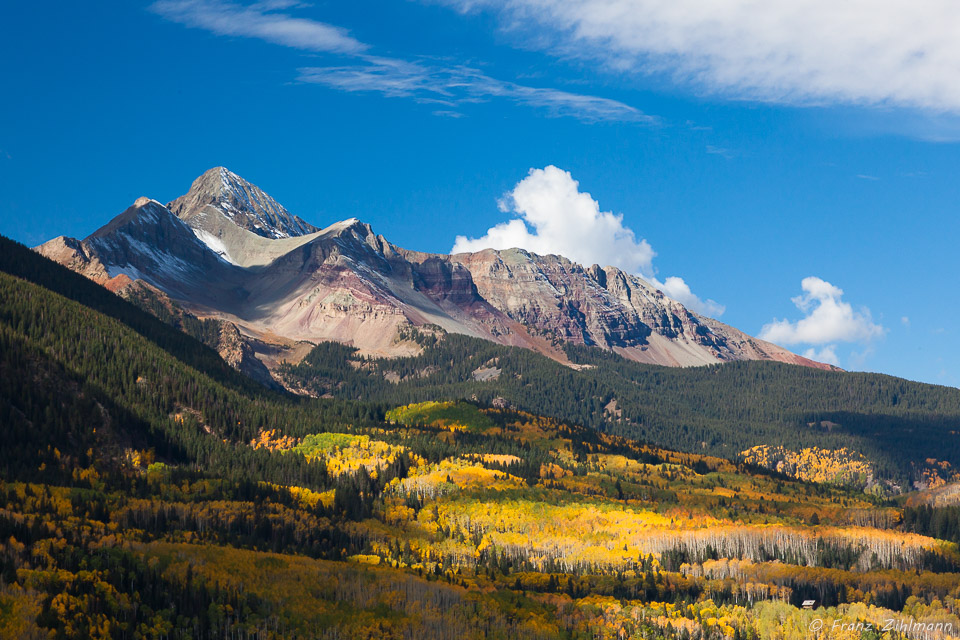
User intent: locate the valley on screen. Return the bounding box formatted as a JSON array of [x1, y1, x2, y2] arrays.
[[8, 3, 960, 638], [1, 232, 960, 638]]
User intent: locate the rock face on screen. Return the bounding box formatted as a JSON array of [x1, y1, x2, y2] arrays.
[[215, 320, 280, 389], [449, 249, 830, 368], [36, 167, 838, 374], [451, 250, 656, 349]]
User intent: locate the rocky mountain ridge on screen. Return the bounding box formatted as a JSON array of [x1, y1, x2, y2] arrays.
[[168, 167, 318, 241], [36, 168, 836, 380]]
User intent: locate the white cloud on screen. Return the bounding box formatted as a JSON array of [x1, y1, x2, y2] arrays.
[[452, 166, 724, 316], [650, 276, 725, 317], [435, 0, 960, 113], [149, 0, 366, 54], [298, 59, 652, 123], [453, 165, 653, 270], [802, 345, 840, 367], [150, 0, 652, 123], [759, 277, 885, 346]]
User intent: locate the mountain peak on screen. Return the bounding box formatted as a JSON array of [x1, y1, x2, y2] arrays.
[[133, 196, 163, 208], [36, 168, 837, 373], [168, 167, 319, 240], [326, 217, 367, 235]]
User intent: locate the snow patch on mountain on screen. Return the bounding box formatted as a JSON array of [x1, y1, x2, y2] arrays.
[[192, 228, 239, 265], [213, 167, 313, 239]]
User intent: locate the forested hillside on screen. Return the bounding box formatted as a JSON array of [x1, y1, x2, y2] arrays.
[[278, 332, 960, 487], [0, 238, 386, 489], [12, 232, 959, 489]]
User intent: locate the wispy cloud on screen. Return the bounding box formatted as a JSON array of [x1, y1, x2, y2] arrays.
[[150, 0, 366, 53], [150, 0, 652, 123], [435, 0, 960, 114], [684, 120, 712, 132], [298, 58, 653, 123], [856, 174, 881, 181], [705, 145, 735, 159]]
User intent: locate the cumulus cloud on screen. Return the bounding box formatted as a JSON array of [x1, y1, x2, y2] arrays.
[[452, 166, 724, 316], [453, 166, 654, 271], [150, 0, 651, 123], [434, 0, 960, 113], [650, 276, 725, 318], [759, 277, 884, 366], [802, 345, 840, 367]]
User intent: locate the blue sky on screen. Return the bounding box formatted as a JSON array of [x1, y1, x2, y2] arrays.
[[2, 0, 959, 385]]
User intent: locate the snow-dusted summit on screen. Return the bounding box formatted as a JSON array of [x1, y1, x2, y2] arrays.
[[168, 167, 318, 240]]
